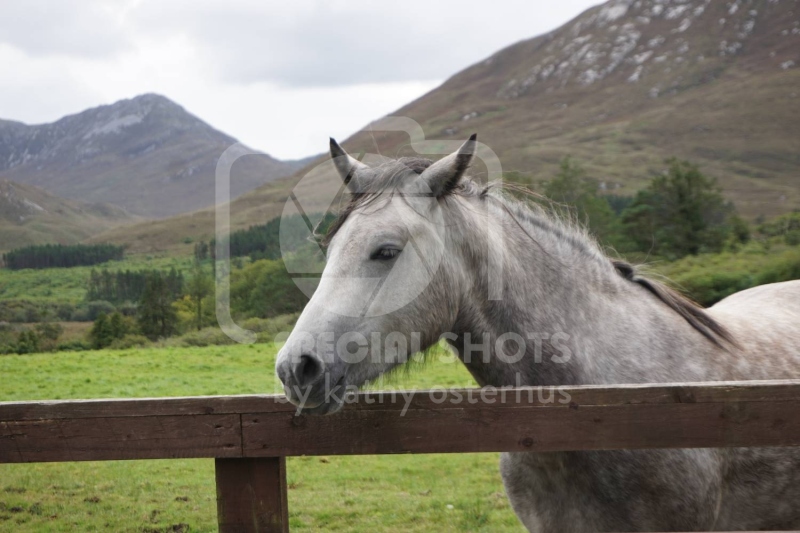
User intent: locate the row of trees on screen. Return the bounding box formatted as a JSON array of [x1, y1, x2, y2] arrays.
[[196, 213, 335, 262], [86, 268, 184, 304], [2, 243, 125, 270], [542, 157, 749, 259], [86, 262, 214, 344]]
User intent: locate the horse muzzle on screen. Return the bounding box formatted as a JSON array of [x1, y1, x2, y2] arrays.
[[276, 351, 346, 415]]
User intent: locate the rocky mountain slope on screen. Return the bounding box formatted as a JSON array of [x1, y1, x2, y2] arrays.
[[356, 0, 800, 217], [95, 0, 800, 252], [0, 180, 139, 252], [0, 94, 303, 218]]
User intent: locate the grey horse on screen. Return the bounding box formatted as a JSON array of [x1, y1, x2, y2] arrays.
[[276, 135, 800, 531]]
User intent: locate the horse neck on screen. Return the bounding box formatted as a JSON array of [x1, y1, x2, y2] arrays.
[[445, 195, 721, 388]]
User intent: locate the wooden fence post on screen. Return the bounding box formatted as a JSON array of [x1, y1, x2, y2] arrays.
[[215, 457, 289, 533]]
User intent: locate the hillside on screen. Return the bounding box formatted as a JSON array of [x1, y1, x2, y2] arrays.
[[0, 94, 303, 218], [94, 0, 800, 252], [0, 180, 139, 252]]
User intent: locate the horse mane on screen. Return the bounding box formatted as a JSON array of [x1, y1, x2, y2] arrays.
[[320, 157, 735, 349], [610, 260, 736, 349]]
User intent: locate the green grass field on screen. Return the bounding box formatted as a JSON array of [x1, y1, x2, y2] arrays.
[[0, 344, 523, 532]]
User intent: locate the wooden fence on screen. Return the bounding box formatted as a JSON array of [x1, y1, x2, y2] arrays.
[[2, 379, 800, 532]]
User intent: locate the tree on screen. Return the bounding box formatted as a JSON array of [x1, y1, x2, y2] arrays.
[[544, 157, 621, 245], [621, 159, 739, 259], [15, 330, 40, 354], [230, 259, 309, 319], [109, 311, 130, 340], [186, 261, 214, 330], [89, 312, 115, 349], [137, 273, 179, 340], [194, 241, 210, 261]]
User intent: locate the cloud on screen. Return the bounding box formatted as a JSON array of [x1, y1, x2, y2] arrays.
[[127, 0, 602, 87], [0, 0, 602, 158], [0, 0, 132, 58]]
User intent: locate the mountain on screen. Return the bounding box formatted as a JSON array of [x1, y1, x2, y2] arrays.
[[0, 94, 303, 218], [347, 0, 800, 217], [0, 180, 139, 252], [94, 0, 800, 252]]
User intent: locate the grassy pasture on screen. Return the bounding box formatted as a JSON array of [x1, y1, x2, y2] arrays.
[[0, 344, 523, 532]]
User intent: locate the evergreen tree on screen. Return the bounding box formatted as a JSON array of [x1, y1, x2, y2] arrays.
[[621, 159, 739, 258], [109, 312, 130, 340], [86, 268, 184, 304], [2, 243, 124, 270], [137, 273, 179, 340], [186, 260, 214, 330], [89, 312, 114, 349]]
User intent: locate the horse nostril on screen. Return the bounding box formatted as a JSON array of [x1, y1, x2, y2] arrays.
[[294, 354, 323, 387]]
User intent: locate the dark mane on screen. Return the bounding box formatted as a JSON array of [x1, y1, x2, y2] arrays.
[[320, 160, 735, 349], [612, 260, 736, 349]]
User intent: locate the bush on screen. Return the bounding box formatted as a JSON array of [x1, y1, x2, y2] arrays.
[[15, 330, 40, 354], [168, 327, 235, 347], [757, 212, 800, 239], [34, 322, 64, 352], [56, 340, 92, 352], [242, 314, 299, 343], [0, 300, 66, 323], [83, 301, 117, 322], [56, 304, 76, 321], [164, 313, 299, 347], [108, 334, 150, 350], [658, 241, 800, 307]]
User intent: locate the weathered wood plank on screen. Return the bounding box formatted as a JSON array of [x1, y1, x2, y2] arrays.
[[2, 381, 800, 463], [0, 414, 241, 463], [3, 380, 800, 421], [243, 400, 800, 456], [216, 457, 289, 533], [0, 395, 293, 421]]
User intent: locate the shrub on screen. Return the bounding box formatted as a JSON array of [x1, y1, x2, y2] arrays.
[[108, 334, 150, 350], [84, 301, 117, 322], [56, 340, 92, 352], [659, 242, 800, 307], [15, 330, 40, 354]]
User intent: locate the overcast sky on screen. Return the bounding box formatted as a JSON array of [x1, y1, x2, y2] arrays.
[[0, 0, 601, 160]]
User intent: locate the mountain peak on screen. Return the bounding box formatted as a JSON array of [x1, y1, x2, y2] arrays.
[[0, 95, 302, 218]]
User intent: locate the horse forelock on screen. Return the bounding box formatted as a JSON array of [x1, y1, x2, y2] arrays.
[[321, 157, 447, 246]]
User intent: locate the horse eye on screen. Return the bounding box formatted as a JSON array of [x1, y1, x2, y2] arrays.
[[372, 248, 401, 260]]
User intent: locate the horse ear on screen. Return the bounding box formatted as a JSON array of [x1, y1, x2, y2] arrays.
[[330, 138, 368, 191], [420, 134, 477, 197]]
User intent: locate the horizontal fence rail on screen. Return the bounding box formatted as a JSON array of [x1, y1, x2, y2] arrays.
[[3, 379, 800, 463], [3, 380, 800, 532]]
